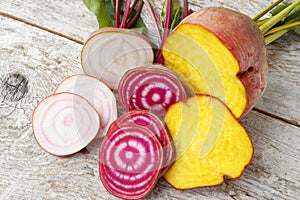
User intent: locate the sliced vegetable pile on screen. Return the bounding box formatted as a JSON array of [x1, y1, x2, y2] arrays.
[[32, 0, 300, 199], [32, 74, 116, 155], [99, 110, 175, 199]]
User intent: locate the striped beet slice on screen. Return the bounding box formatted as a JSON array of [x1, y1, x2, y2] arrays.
[[54, 75, 117, 138], [99, 123, 163, 199], [81, 27, 154, 89], [118, 65, 187, 118], [32, 92, 100, 156], [115, 110, 175, 176]]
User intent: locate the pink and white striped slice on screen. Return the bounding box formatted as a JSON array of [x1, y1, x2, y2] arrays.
[[115, 110, 175, 176], [118, 65, 187, 117], [99, 123, 163, 199], [81, 28, 154, 89], [54, 75, 117, 138], [32, 93, 100, 156]]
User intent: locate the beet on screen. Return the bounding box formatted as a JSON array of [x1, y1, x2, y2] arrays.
[[54, 74, 117, 138], [99, 123, 163, 199], [81, 27, 154, 89], [114, 110, 176, 176], [118, 65, 188, 118], [32, 92, 100, 156]]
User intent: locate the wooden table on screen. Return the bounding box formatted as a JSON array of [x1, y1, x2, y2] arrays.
[[0, 0, 299, 199]]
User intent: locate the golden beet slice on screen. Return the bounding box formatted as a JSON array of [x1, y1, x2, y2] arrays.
[[164, 95, 253, 189], [163, 24, 246, 118]]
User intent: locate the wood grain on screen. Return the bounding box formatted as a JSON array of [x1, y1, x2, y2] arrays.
[[0, 0, 299, 199], [1, 0, 299, 125]]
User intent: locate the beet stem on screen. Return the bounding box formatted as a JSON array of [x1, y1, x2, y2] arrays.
[[115, 0, 121, 27], [183, 0, 188, 18], [120, 0, 131, 28], [154, 0, 172, 64], [253, 0, 284, 21], [126, 1, 144, 28], [259, 0, 300, 34], [128, 0, 139, 17]]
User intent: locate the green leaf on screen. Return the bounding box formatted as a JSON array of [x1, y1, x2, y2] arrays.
[[83, 0, 113, 28], [161, 0, 182, 30], [132, 16, 146, 29], [132, 27, 145, 34], [170, 4, 181, 30]]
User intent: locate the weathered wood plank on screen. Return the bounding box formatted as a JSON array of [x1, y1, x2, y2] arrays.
[[1, 15, 300, 200], [1, 0, 299, 125], [0, 0, 97, 42]]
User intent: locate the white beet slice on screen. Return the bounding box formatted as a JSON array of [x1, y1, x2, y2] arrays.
[[54, 75, 117, 138], [32, 93, 100, 156], [81, 27, 154, 89]]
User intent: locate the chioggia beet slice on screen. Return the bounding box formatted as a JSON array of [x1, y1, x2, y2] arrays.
[[81, 27, 154, 89], [164, 95, 254, 189], [99, 123, 163, 199], [115, 110, 176, 176], [54, 74, 117, 138], [118, 65, 188, 118], [32, 92, 100, 156]]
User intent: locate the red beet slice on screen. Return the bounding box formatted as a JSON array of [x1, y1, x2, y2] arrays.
[[54, 75, 117, 138], [115, 110, 175, 176], [99, 123, 163, 199], [32, 93, 100, 156], [81, 27, 154, 89], [118, 65, 188, 117]]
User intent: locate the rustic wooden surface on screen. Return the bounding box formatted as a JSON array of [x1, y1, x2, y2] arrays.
[[0, 0, 299, 199]]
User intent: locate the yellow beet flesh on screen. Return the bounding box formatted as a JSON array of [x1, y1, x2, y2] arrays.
[[164, 95, 253, 189], [163, 24, 246, 118]]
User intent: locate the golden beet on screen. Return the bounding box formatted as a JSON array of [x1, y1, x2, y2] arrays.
[[163, 7, 268, 118], [164, 95, 253, 189]]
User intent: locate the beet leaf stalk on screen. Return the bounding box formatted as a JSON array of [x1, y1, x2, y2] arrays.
[[83, 0, 146, 30], [253, 0, 300, 44], [155, 0, 173, 64]]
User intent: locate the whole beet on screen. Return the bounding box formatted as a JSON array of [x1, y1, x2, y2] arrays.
[[181, 7, 268, 117]]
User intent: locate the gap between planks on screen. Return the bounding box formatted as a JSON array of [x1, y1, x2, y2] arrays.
[[1, 11, 299, 129], [0, 11, 84, 45]]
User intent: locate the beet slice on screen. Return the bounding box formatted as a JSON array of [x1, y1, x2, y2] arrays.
[[115, 110, 175, 176], [99, 123, 163, 199], [32, 93, 100, 156], [81, 27, 154, 89], [118, 65, 187, 117], [54, 74, 117, 138]]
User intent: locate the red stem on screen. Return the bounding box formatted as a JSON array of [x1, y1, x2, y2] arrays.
[[115, 0, 121, 27], [164, 0, 172, 31], [128, 0, 139, 17], [126, 1, 144, 28], [183, 0, 188, 18], [120, 0, 131, 28]]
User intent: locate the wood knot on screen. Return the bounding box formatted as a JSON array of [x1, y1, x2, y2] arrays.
[[0, 73, 29, 102]]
